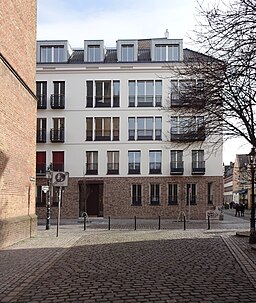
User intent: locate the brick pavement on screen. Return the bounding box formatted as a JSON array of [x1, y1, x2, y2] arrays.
[[0, 225, 256, 303]]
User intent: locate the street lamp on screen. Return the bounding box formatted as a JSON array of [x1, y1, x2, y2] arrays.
[[248, 147, 256, 244], [46, 164, 52, 230]]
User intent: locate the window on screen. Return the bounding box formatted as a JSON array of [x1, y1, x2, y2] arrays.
[[128, 80, 162, 107], [86, 118, 93, 141], [149, 151, 162, 174], [155, 44, 179, 61], [192, 150, 205, 175], [128, 117, 161, 141], [36, 82, 47, 109], [36, 152, 46, 176], [170, 116, 205, 141], [168, 184, 178, 205], [128, 151, 141, 174], [150, 184, 160, 205], [137, 117, 153, 140], [51, 81, 65, 109], [36, 186, 46, 207], [87, 45, 101, 62], [86, 80, 120, 107], [187, 184, 197, 205], [170, 150, 184, 174], [40, 46, 64, 63], [95, 118, 111, 141], [51, 118, 64, 142], [86, 117, 119, 141], [132, 184, 142, 205], [121, 45, 134, 61], [208, 182, 213, 204], [107, 151, 119, 175], [86, 151, 98, 175], [37, 118, 46, 143], [52, 151, 64, 171]]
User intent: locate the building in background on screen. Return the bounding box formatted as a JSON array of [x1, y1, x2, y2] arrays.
[[35, 37, 223, 220], [0, 0, 37, 248], [223, 162, 234, 205], [233, 155, 249, 207]]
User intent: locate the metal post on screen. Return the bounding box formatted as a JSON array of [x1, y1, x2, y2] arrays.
[[183, 215, 186, 230], [249, 152, 256, 243], [158, 216, 161, 230], [134, 216, 137, 231], [83, 214, 86, 231], [108, 216, 111, 230], [45, 168, 52, 230], [56, 187, 62, 237], [207, 215, 211, 230]]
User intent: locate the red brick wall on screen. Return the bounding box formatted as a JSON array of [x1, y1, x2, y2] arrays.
[[0, 0, 37, 248], [36, 176, 223, 220]]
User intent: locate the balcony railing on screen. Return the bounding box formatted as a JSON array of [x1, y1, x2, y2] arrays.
[[149, 163, 161, 174], [52, 162, 64, 172], [95, 130, 111, 141], [36, 163, 46, 176], [192, 161, 205, 175], [171, 128, 205, 142], [86, 163, 98, 175], [170, 161, 184, 175], [128, 163, 140, 174], [137, 130, 153, 140], [170, 92, 205, 108], [36, 129, 46, 143], [107, 163, 119, 175], [37, 95, 47, 109], [50, 94, 65, 109], [95, 97, 111, 107], [50, 128, 64, 143]]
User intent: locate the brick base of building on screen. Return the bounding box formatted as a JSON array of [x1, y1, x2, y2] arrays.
[[0, 214, 37, 249], [36, 176, 223, 221]]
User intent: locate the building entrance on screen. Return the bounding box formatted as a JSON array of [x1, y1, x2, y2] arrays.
[[79, 182, 103, 217]]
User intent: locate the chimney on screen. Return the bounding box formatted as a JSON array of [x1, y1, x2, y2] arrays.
[[164, 29, 169, 39]]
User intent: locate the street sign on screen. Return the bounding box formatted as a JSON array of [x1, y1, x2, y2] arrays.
[[42, 185, 49, 193], [52, 171, 69, 187]]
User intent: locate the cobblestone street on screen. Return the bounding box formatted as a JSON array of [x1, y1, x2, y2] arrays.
[[0, 211, 256, 302]]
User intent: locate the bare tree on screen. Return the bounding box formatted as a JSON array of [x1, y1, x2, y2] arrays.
[[168, 0, 256, 151]]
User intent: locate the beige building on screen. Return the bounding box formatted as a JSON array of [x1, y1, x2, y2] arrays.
[[0, 0, 37, 248]]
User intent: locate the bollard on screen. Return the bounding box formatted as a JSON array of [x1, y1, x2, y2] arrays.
[[134, 216, 137, 230], [207, 214, 211, 230], [158, 215, 161, 230], [83, 214, 86, 231], [108, 216, 111, 230], [183, 215, 186, 230]]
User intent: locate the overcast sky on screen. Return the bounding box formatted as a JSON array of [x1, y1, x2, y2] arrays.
[[37, 0, 250, 164]]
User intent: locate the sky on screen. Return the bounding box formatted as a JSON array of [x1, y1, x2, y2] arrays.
[[37, 0, 251, 164]]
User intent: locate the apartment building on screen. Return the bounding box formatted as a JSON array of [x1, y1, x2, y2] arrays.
[[36, 37, 223, 220], [0, 0, 37, 248], [223, 162, 234, 205]]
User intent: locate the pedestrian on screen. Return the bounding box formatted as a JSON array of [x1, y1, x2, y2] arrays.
[[235, 203, 240, 217], [240, 203, 245, 217]]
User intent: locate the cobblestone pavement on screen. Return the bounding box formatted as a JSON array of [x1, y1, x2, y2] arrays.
[[0, 225, 256, 303]]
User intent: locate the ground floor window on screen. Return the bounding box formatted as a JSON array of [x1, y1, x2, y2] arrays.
[[150, 184, 160, 205], [187, 183, 197, 205], [131, 184, 142, 205], [207, 182, 213, 204], [168, 183, 178, 205], [36, 186, 46, 207]]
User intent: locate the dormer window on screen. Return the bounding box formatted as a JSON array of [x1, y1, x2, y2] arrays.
[[88, 45, 101, 62], [40, 46, 64, 63], [121, 45, 134, 61], [155, 44, 179, 61]]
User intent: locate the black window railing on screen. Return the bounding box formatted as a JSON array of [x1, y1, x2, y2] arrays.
[[50, 94, 65, 109], [50, 128, 65, 143], [107, 163, 119, 175], [149, 162, 161, 174], [36, 163, 46, 176], [52, 162, 64, 172], [36, 128, 46, 143], [128, 163, 140, 174], [170, 161, 184, 175], [37, 95, 47, 109], [86, 163, 98, 175], [192, 161, 205, 175]]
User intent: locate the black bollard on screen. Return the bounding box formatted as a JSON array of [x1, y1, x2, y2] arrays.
[[83, 214, 86, 231], [207, 214, 211, 230], [134, 216, 137, 230], [158, 216, 161, 230], [108, 216, 111, 230], [183, 215, 186, 230]]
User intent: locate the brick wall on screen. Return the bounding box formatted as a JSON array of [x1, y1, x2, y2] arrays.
[[36, 176, 223, 220], [0, 0, 37, 248]]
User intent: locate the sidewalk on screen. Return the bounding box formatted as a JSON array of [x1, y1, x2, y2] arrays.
[[0, 223, 256, 302]]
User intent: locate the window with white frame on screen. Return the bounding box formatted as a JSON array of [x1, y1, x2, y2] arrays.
[[150, 184, 160, 205], [155, 44, 179, 61], [192, 150, 205, 174], [87, 45, 101, 62], [128, 117, 162, 141], [86, 151, 98, 175], [86, 117, 119, 141], [121, 45, 134, 61], [128, 80, 162, 107], [40, 46, 64, 63], [128, 151, 141, 174], [170, 150, 184, 174], [107, 151, 119, 175], [149, 151, 162, 174]]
